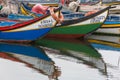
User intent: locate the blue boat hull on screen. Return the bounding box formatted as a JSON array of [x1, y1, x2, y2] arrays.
[[0, 28, 51, 41]]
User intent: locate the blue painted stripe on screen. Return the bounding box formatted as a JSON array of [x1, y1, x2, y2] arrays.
[[104, 21, 120, 24], [0, 28, 51, 40], [91, 43, 120, 51], [0, 21, 16, 26]]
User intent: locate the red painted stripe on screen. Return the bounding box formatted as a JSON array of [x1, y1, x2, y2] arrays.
[[0, 14, 49, 31]]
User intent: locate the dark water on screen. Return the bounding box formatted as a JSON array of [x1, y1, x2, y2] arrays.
[[0, 34, 120, 80]]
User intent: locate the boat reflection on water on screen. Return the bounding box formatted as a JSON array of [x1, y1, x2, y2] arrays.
[[2, 36, 119, 80], [35, 38, 107, 76], [0, 42, 61, 80], [88, 34, 120, 80], [88, 34, 120, 61], [87, 34, 120, 51]]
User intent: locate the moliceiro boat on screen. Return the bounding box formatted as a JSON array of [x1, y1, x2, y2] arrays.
[[45, 6, 111, 39], [20, 3, 111, 38], [0, 6, 62, 42]]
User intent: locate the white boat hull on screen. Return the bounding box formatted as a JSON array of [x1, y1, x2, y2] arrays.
[[95, 27, 120, 35]]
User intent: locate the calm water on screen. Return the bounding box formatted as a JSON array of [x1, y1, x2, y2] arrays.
[[0, 34, 120, 80]]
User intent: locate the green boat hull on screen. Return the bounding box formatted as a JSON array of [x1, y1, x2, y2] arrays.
[[45, 23, 102, 38], [50, 23, 101, 34]]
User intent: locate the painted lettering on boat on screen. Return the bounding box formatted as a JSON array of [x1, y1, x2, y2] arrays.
[[90, 16, 105, 23], [38, 19, 54, 28]]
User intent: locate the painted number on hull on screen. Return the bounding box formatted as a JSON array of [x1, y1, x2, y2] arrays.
[[38, 19, 54, 28], [90, 16, 105, 23]]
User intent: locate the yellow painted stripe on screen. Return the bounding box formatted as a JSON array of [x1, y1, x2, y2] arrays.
[[102, 24, 120, 28], [42, 4, 59, 7], [28, 3, 59, 7], [104, 2, 120, 6], [20, 5, 38, 18], [88, 39, 120, 48], [20, 5, 29, 15]]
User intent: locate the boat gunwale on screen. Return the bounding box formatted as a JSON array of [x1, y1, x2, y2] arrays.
[[60, 6, 112, 26]]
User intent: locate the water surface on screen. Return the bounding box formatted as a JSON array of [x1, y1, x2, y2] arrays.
[[0, 35, 120, 80]]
